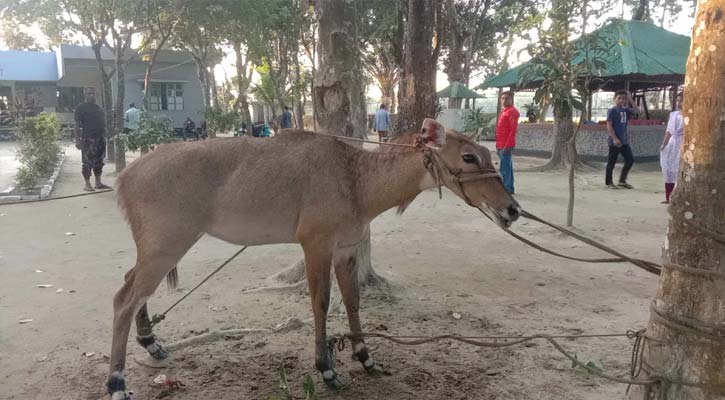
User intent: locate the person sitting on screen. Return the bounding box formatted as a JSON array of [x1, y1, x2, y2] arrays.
[[183, 117, 196, 141]]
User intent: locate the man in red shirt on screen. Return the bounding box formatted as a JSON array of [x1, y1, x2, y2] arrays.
[[496, 91, 520, 194]]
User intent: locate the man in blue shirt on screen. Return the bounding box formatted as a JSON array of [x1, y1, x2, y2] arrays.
[[605, 90, 639, 189], [373, 104, 391, 142], [280, 106, 293, 129]]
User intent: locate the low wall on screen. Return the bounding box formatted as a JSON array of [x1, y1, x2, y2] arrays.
[[513, 123, 665, 162]]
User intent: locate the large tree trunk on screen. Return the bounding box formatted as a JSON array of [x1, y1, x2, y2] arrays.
[[142, 33, 170, 110], [270, 0, 382, 288], [394, 0, 440, 135], [539, 101, 578, 169], [208, 66, 219, 110], [627, 2, 725, 398]]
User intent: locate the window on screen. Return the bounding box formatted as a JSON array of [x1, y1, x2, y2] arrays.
[[149, 83, 183, 111], [57, 87, 86, 112]]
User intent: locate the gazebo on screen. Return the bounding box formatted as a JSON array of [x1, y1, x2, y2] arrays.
[[437, 81, 482, 109], [479, 19, 690, 117]]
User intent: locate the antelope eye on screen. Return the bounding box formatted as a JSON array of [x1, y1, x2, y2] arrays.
[[462, 154, 477, 164]]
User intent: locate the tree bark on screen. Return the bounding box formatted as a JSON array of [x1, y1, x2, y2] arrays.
[[627, 2, 725, 398], [394, 0, 441, 135], [293, 50, 305, 128], [633, 0, 649, 20], [287, 0, 381, 286], [90, 43, 116, 163], [113, 44, 128, 172], [208, 66, 219, 110], [193, 56, 211, 109]]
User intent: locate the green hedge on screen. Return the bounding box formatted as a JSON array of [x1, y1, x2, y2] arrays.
[[15, 113, 61, 189]]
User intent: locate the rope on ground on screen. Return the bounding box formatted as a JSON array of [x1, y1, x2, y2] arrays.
[[518, 210, 663, 275], [150, 246, 248, 327], [332, 329, 657, 386], [0, 188, 113, 206]]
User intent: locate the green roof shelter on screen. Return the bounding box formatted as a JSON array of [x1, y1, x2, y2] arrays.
[[479, 19, 690, 94], [437, 81, 483, 109]]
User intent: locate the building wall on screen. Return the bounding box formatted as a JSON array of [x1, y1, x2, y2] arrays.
[[122, 59, 203, 128], [513, 123, 666, 162]]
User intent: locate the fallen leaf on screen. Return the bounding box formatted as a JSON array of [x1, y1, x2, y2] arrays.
[[451, 312, 462, 320], [56, 288, 64, 293], [19, 319, 33, 324], [83, 352, 95, 357], [36, 284, 53, 288], [64, 232, 76, 236]]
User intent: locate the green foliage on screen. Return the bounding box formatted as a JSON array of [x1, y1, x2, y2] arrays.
[[463, 108, 497, 134], [302, 374, 317, 400], [15, 113, 61, 189], [203, 108, 241, 134], [268, 367, 317, 400], [119, 113, 177, 153]]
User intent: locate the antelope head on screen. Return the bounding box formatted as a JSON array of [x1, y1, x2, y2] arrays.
[[419, 118, 521, 228]]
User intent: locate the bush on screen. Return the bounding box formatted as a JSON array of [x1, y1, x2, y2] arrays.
[[203, 108, 241, 135], [120, 113, 178, 153], [15, 113, 61, 189], [463, 108, 497, 140]]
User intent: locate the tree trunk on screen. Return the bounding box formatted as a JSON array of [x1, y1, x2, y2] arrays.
[[381, 79, 396, 113], [270, 0, 382, 287], [628, 2, 725, 399], [90, 43, 116, 162], [394, 0, 440, 135], [293, 53, 304, 128], [208, 66, 219, 110], [142, 35, 169, 110], [193, 56, 211, 109], [535, 101, 578, 171], [113, 54, 127, 172], [633, 0, 649, 20]]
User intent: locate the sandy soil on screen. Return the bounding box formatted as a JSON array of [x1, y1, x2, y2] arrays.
[[0, 140, 669, 400]]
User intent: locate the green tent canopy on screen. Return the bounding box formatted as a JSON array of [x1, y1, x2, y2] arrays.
[[478, 19, 690, 92], [437, 81, 483, 98]]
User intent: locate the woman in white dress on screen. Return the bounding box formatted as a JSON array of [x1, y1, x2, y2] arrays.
[[659, 92, 684, 204]]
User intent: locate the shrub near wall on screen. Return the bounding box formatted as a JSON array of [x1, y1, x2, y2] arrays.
[[15, 113, 61, 189], [121, 113, 178, 153]]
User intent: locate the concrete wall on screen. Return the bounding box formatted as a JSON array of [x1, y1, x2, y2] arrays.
[[122, 59, 204, 128], [513, 123, 665, 162]]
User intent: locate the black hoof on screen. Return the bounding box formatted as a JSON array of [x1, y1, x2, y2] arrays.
[[364, 362, 386, 375], [149, 343, 168, 360], [323, 373, 345, 390], [137, 335, 168, 360]]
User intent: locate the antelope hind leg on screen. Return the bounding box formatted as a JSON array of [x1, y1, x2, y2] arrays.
[[134, 303, 168, 360]]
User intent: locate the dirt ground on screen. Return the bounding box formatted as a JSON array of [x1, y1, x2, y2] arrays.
[[0, 139, 669, 400]]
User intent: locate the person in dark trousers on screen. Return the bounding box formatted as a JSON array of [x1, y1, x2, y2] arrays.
[[183, 117, 196, 140], [281, 106, 293, 129], [605, 90, 639, 189], [74, 88, 110, 192], [495, 91, 520, 194], [373, 103, 391, 142]]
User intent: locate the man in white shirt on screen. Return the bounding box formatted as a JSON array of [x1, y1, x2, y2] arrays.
[[124, 103, 141, 133]]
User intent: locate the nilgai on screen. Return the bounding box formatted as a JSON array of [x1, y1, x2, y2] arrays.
[[106, 119, 520, 399]]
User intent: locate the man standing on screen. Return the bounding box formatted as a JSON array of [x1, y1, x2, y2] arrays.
[[495, 91, 520, 194], [373, 104, 391, 142], [74, 88, 110, 192], [605, 90, 639, 189], [280, 106, 293, 129], [124, 103, 141, 134]]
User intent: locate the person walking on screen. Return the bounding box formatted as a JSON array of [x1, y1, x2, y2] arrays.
[[74, 88, 111, 191], [605, 90, 639, 189], [495, 91, 519, 194], [124, 103, 141, 134], [659, 92, 684, 204], [373, 104, 391, 142], [280, 106, 293, 129]]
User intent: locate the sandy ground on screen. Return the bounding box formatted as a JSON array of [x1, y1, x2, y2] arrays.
[[0, 139, 669, 400]]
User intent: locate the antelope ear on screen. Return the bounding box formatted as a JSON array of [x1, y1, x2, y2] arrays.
[[420, 118, 446, 148]]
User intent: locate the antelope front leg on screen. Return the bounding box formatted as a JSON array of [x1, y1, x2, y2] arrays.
[[302, 239, 343, 389], [333, 247, 382, 374]]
